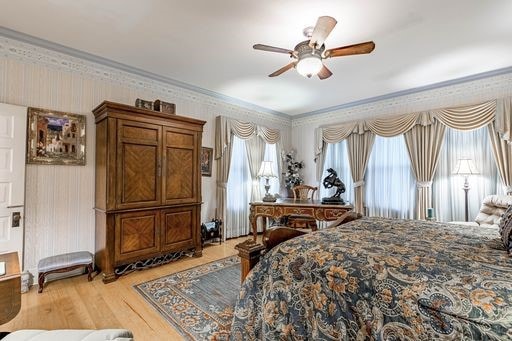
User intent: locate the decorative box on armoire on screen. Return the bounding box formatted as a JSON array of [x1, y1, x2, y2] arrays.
[[93, 101, 205, 283]]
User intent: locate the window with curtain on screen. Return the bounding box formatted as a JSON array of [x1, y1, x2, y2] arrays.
[[365, 135, 416, 218], [226, 137, 280, 239], [432, 126, 500, 222], [225, 136, 251, 238], [319, 140, 354, 204]]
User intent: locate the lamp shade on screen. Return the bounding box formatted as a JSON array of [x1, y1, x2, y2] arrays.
[[452, 158, 479, 175], [296, 55, 323, 77], [257, 161, 277, 178]]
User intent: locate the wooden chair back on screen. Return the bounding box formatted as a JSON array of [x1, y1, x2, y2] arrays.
[[292, 185, 318, 200]]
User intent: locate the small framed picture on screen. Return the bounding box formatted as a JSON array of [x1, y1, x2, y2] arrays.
[[135, 98, 154, 110], [201, 147, 213, 177], [27, 107, 86, 165]]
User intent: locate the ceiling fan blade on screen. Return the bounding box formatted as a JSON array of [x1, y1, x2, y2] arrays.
[[269, 62, 296, 77], [309, 16, 337, 48], [253, 44, 294, 55], [317, 65, 333, 80], [325, 41, 375, 58]]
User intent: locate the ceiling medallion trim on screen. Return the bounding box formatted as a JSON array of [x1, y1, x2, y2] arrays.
[[0, 31, 292, 127]]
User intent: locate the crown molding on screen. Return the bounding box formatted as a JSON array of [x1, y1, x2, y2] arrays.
[[292, 69, 512, 127], [0, 27, 292, 127], [1, 26, 511, 129]]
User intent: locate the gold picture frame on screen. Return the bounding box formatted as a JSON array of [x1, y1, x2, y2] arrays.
[[201, 147, 213, 177], [27, 107, 86, 165]]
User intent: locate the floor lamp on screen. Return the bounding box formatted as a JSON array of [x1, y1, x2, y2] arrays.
[[452, 158, 479, 222]]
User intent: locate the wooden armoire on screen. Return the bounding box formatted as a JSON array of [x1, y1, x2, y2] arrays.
[[93, 101, 205, 283]]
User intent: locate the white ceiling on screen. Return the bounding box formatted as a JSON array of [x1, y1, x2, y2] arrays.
[[1, 0, 511, 116]]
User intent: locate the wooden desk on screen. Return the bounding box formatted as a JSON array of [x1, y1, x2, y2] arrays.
[[249, 199, 353, 240], [0, 252, 21, 325]]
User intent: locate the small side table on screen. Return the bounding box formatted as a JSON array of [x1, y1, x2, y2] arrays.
[[0, 252, 21, 325]]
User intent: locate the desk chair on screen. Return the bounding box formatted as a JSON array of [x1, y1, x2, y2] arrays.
[[288, 185, 318, 231]]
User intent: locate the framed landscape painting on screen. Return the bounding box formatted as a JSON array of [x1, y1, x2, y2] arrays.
[[27, 107, 86, 165]]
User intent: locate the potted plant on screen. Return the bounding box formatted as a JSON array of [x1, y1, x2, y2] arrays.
[[283, 151, 304, 197]]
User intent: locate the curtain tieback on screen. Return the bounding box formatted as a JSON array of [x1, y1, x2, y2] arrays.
[[416, 181, 432, 188], [505, 185, 512, 195], [354, 181, 365, 188], [217, 181, 228, 189]]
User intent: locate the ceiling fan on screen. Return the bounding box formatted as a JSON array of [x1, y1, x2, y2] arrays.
[[253, 16, 375, 80]]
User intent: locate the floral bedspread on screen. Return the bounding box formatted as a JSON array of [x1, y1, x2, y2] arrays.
[[230, 218, 512, 340]]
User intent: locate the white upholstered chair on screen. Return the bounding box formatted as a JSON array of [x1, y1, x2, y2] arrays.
[[2, 329, 133, 341], [452, 194, 512, 228]]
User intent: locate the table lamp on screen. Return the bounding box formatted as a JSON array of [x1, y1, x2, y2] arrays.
[[452, 158, 479, 221], [258, 161, 277, 202]]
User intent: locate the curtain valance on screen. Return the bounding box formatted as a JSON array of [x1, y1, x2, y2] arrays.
[[432, 100, 495, 130], [496, 97, 512, 143], [315, 98, 511, 159], [215, 116, 281, 159]]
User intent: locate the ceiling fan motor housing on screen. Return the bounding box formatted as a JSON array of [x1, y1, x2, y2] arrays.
[[295, 40, 325, 60]]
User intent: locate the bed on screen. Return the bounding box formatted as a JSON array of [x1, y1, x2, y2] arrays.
[[230, 217, 512, 340]]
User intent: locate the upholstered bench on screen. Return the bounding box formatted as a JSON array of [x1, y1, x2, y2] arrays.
[[37, 251, 94, 293]]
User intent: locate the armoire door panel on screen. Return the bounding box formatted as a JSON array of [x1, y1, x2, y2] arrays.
[[121, 144, 158, 202], [161, 207, 196, 252], [121, 125, 158, 142], [116, 120, 162, 209], [165, 148, 193, 199], [165, 130, 194, 148], [115, 210, 160, 263], [162, 128, 197, 204]]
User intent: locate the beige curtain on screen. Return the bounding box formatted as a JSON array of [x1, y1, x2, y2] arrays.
[[316, 100, 496, 146], [215, 117, 233, 235], [314, 128, 327, 182], [365, 112, 431, 137], [347, 131, 375, 214], [215, 115, 282, 229], [404, 120, 446, 219], [245, 136, 266, 202], [496, 97, 512, 143], [488, 122, 512, 194], [432, 100, 496, 130], [258, 126, 281, 144]]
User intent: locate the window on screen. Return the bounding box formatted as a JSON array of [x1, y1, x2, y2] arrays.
[[320, 141, 354, 203], [365, 135, 415, 219], [226, 136, 251, 238], [433, 126, 499, 222], [226, 137, 280, 239]]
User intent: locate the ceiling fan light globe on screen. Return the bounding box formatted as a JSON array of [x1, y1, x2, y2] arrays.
[[296, 55, 323, 77]]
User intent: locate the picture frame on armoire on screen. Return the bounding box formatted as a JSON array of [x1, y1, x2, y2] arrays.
[[201, 147, 213, 177], [26, 107, 86, 165]]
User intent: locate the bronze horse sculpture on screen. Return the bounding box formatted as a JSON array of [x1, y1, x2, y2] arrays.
[[322, 168, 346, 204]]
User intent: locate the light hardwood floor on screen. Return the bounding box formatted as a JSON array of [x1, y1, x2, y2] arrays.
[[0, 237, 252, 340]]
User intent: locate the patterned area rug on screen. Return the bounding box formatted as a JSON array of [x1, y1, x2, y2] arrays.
[[134, 256, 240, 340]]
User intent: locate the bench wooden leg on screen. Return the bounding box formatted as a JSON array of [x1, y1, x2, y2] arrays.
[[86, 263, 93, 282], [38, 273, 45, 293]]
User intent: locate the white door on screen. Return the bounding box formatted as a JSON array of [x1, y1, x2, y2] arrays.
[[0, 103, 27, 267]]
